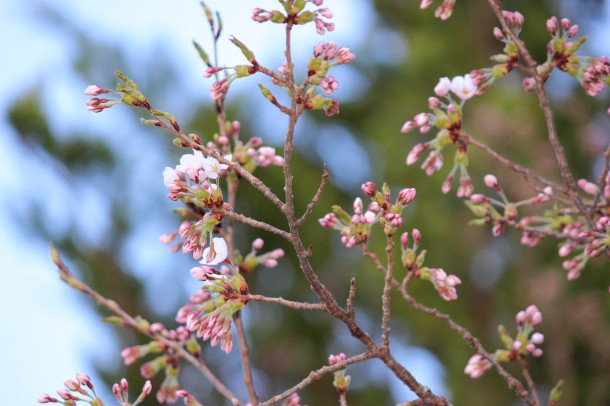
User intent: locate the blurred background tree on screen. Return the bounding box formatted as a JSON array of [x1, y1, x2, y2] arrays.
[[2, 0, 609, 405]]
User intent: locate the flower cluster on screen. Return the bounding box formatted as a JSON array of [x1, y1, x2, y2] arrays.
[[400, 229, 462, 301], [176, 390, 204, 406], [420, 0, 456, 21], [465, 174, 552, 237], [231, 135, 285, 171], [558, 215, 610, 280], [235, 237, 285, 273], [119, 321, 200, 404], [522, 16, 590, 93], [85, 71, 152, 114], [303, 41, 355, 116], [163, 149, 230, 204], [320, 182, 416, 247], [319, 197, 376, 247], [401, 75, 480, 196], [328, 353, 351, 394], [252, 0, 334, 35], [160, 217, 221, 260], [176, 249, 249, 354], [38, 374, 152, 406], [465, 305, 544, 378]]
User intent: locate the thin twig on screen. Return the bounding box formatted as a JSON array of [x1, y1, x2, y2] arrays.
[[218, 208, 291, 240], [518, 358, 541, 406], [360, 244, 535, 406], [461, 131, 567, 194], [346, 278, 357, 318], [380, 235, 395, 349], [49, 246, 241, 405], [486, 0, 594, 230], [592, 143, 610, 213], [246, 294, 329, 312], [296, 164, 329, 227], [258, 352, 374, 406], [234, 312, 259, 405]]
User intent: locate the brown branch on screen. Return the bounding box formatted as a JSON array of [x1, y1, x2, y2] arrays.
[[147, 109, 286, 212], [486, 0, 593, 230], [592, 143, 610, 213], [218, 208, 291, 240], [296, 164, 329, 227], [346, 278, 357, 318], [234, 312, 259, 405], [381, 235, 395, 349], [359, 244, 535, 406], [461, 131, 567, 194], [518, 358, 541, 406], [49, 245, 241, 405], [258, 352, 374, 406], [246, 294, 329, 312]]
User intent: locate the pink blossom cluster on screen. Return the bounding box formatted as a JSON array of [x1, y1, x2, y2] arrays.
[[238, 237, 285, 273], [183, 296, 243, 354], [328, 352, 347, 365], [467, 175, 554, 238], [582, 56, 610, 97], [465, 305, 544, 379], [176, 390, 204, 406], [401, 76, 481, 194], [545, 16, 579, 39], [231, 135, 285, 170], [426, 268, 462, 301], [464, 354, 492, 379], [319, 197, 377, 247], [38, 374, 152, 406], [162, 149, 230, 202], [112, 378, 153, 406], [84, 85, 117, 113], [558, 215, 610, 280], [177, 259, 248, 354], [312, 41, 355, 66], [513, 305, 544, 358], [420, 0, 456, 20], [251, 1, 334, 35], [159, 216, 222, 260]]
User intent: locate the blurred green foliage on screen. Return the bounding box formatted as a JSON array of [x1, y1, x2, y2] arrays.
[[7, 0, 610, 405]]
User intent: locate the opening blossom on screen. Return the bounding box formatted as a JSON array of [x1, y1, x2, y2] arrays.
[[201, 237, 229, 266], [450, 75, 477, 100]]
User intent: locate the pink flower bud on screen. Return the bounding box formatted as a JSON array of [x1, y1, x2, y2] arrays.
[[434, 77, 451, 97], [38, 394, 56, 403], [483, 174, 498, 189], [401, 120, 416, 133], [577, 178, 599, 195], [568, 25, 578, 38], [420, 0, 434, 9], [252, 238, 264, 251], [560, 18, 570, 30], [531, 332, 544, 344], [361, 181, 377, 197], [428, 97, 441, 108], [401, 232, 409, 249], [493, 26, 504, 41], [470, 194, 488, 204], [546, 16, 558, 35], [85, 85, 107, 95], [397, 188, 417, 205], [412, 228, 421, 246]]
